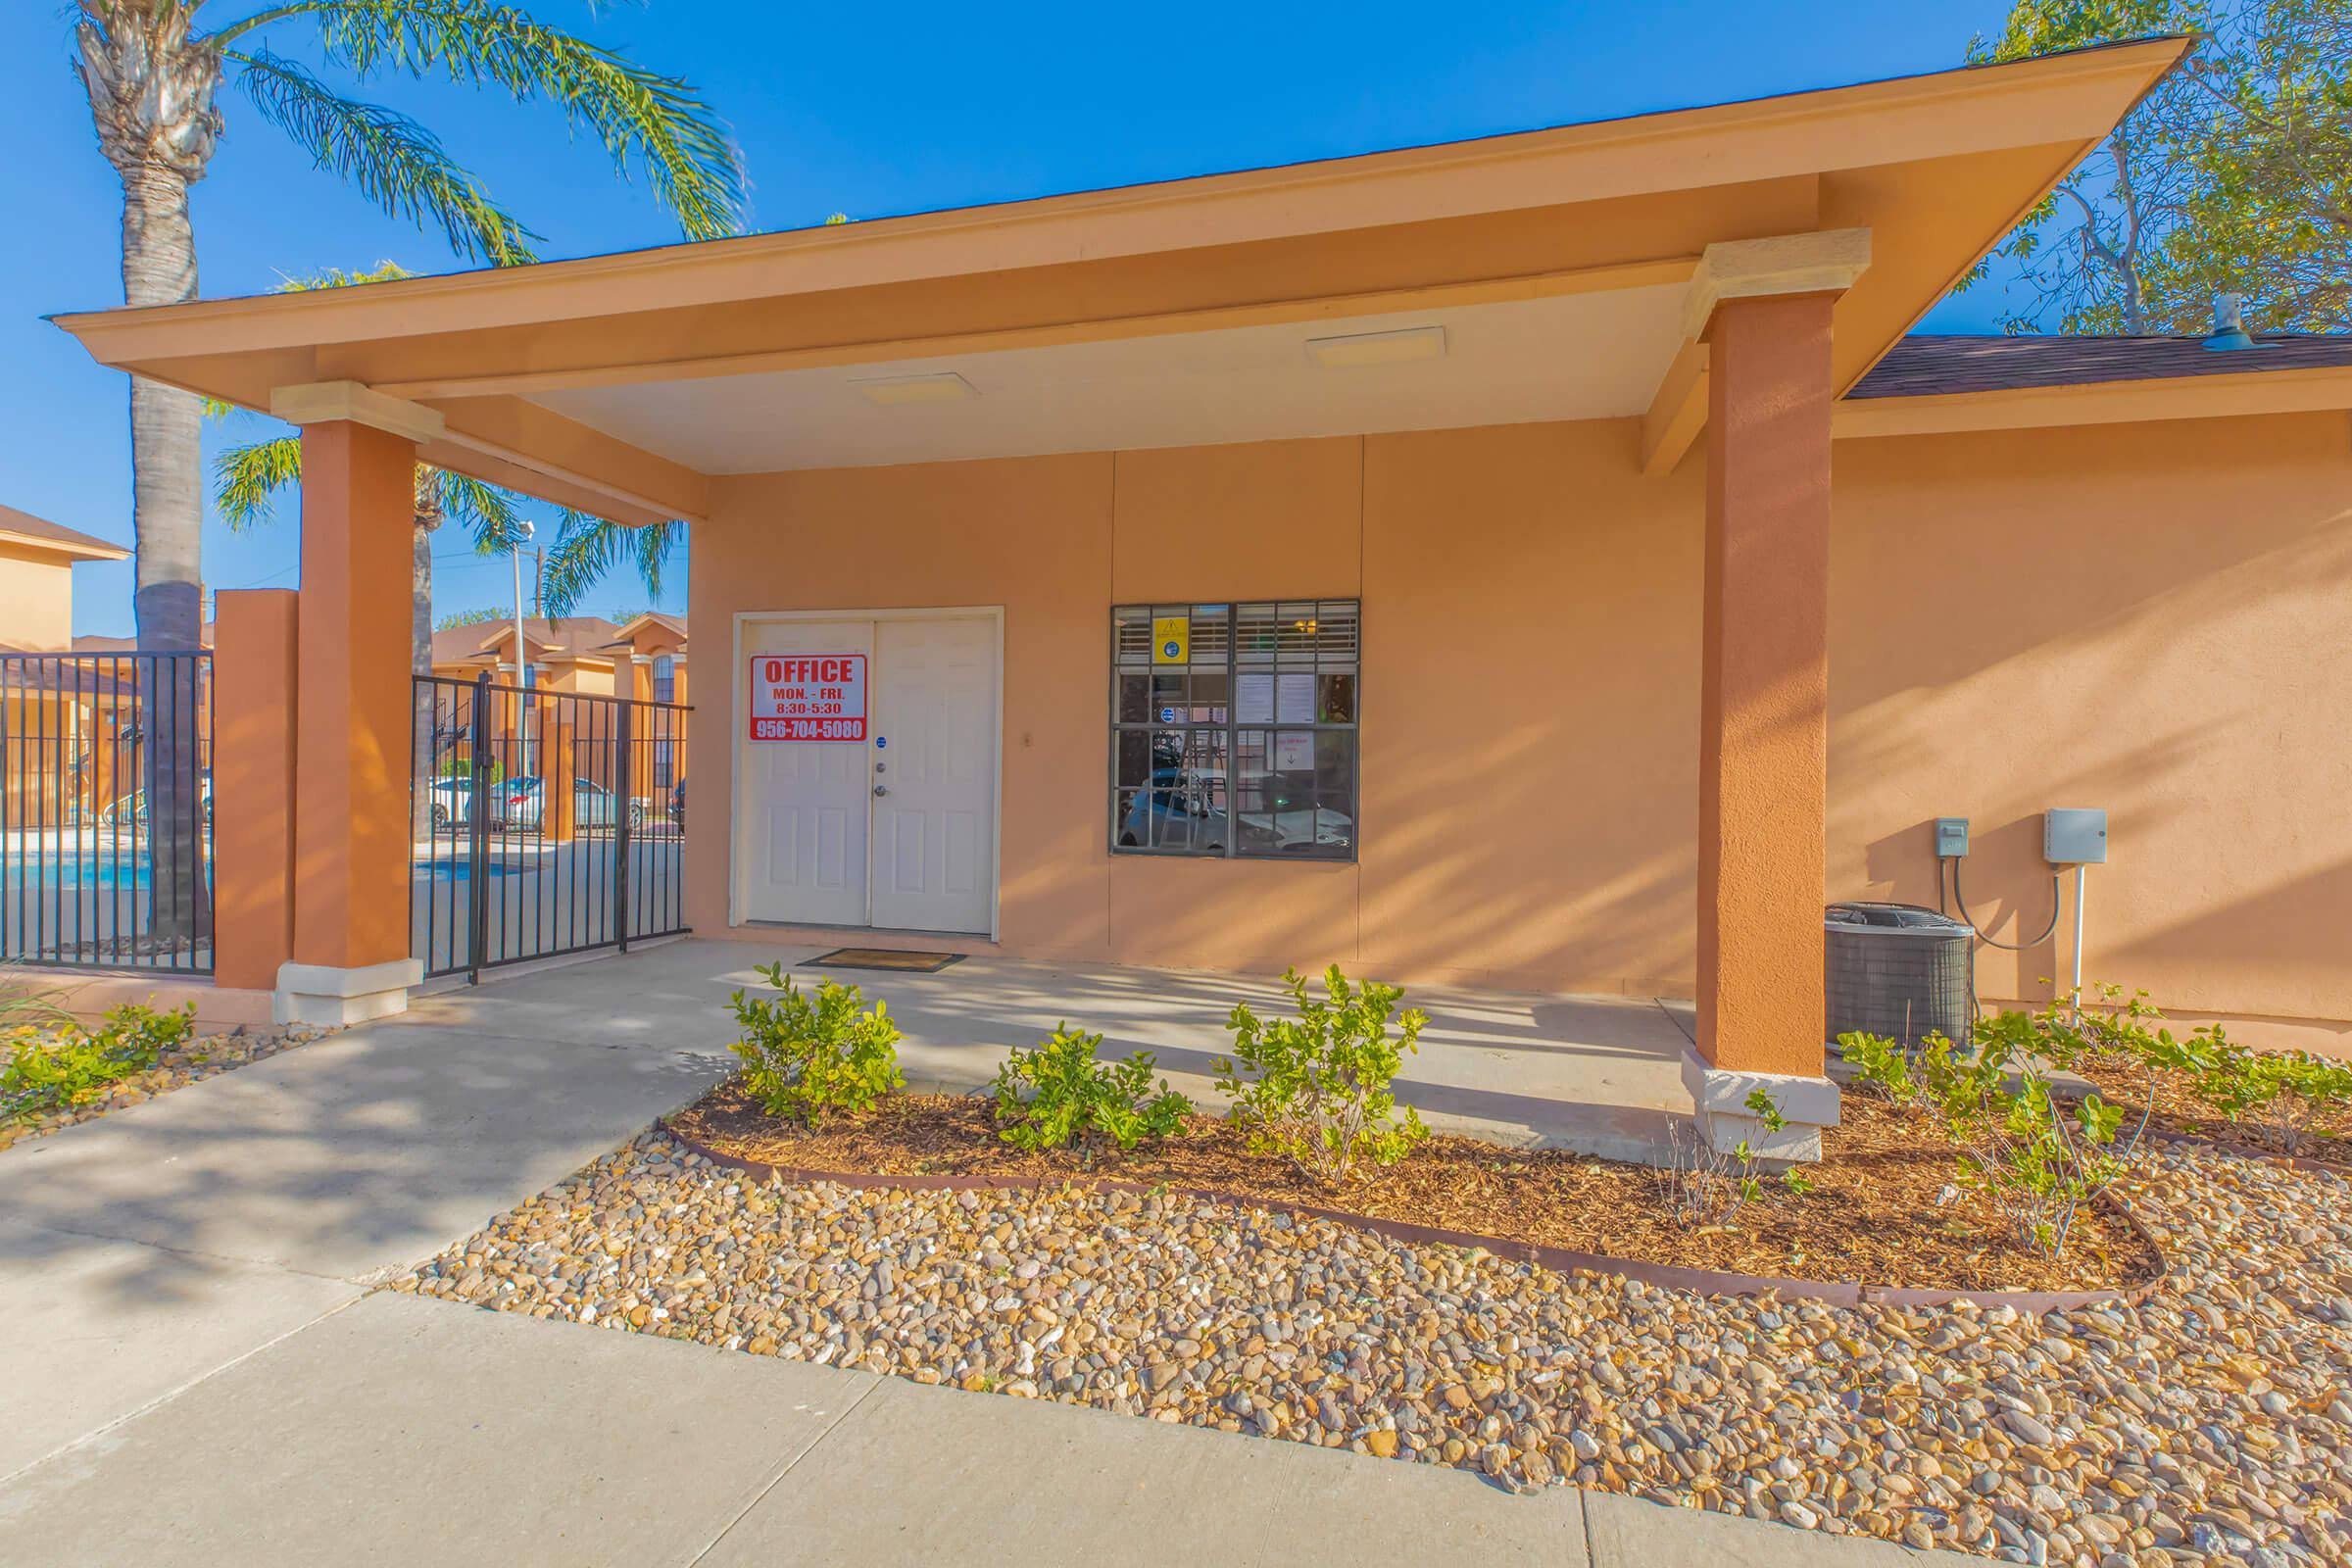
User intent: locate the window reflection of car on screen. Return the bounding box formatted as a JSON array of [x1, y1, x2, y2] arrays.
[[1117, 767, 1225, 850], [1237, 773, 1352, 854]]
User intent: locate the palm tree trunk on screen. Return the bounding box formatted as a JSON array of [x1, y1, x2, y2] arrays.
[[122, 163, 205, 649], [122, 161, 211, 954]]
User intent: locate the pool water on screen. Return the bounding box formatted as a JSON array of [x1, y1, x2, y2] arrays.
[[2, 858, 174, 891]]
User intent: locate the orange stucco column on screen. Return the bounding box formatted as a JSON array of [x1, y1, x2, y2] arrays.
[[210, 590, 298, 992], [1694, 292, 1836, 1090], [281, 418, 422, 1021], [549, 717, 578, 842]]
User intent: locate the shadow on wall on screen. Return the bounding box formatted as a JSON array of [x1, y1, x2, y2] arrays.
[[1829, 416, 2352, 1026]]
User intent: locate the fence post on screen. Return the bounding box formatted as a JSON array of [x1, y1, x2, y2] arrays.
[[613, 698, 634, 954], [466, 671, 492, 985]]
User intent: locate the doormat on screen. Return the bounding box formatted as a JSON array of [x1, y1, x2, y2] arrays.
[[807, 948, 966, 974]]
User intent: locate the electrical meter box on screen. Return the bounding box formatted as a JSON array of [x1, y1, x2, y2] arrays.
[[2044, 808, 2108, 865], [1934, 817, 1971, 858]]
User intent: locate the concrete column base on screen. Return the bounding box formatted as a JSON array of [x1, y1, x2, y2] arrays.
[[1679, 1048, 1840, 1163], [274, 958, 424, 1028]]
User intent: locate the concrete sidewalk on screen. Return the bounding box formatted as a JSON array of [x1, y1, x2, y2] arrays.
[[0, 942, 1964, 1565], [0, 1291, 1963, 1567]]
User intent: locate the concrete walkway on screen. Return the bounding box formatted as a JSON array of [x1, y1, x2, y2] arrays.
[[406, 936, 1701, 1158], [0, 942, 1960, 1566]]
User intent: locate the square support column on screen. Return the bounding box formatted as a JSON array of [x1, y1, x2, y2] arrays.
[[1686, 291, 1839, 1159], [280, 417, 424, 1023], [211, 590, 298, 993]]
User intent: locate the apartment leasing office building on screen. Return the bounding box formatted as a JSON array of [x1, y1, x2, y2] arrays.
[[56, 38, 2352, 1155]]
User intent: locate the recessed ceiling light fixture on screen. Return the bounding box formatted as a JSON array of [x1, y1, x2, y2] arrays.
[[852, 370, 977, 406], [1304, 324, 1446, 369]]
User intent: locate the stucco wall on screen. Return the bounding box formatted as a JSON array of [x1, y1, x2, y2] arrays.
[[689, 410, 2351, 1050], [0, 549, 74, 652]]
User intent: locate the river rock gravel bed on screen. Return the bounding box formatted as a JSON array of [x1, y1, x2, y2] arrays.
[[0, 1020, 334, 1150], [396, 1131, 2352, 1566]]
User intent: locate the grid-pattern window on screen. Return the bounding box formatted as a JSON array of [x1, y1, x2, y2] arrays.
[[1111, 601, 1358, 860], [652, 656, 678, 787]]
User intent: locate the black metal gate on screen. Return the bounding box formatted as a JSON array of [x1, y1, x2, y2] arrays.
[[0, 651, 213, 974], [411, 672, 689, 982]]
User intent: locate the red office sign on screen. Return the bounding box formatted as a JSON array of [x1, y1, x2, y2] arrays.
[[748, 654, 867, 742]]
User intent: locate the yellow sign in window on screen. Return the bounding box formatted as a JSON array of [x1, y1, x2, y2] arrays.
[[1152, 615, 1189, 665]]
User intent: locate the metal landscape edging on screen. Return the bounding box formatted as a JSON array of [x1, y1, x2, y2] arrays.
[[662, 1120, 2170, 1315]]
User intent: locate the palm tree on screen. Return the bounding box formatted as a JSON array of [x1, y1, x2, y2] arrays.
[[73, 0, 738, 654], [207, 265, 673, 675], [70, 1, 738, 945]]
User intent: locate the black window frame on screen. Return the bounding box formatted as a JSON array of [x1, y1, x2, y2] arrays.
[[1108, 599, 1361, 863]]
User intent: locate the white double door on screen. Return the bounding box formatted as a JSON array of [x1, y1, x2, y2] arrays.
[[739, 613, 997, 935]]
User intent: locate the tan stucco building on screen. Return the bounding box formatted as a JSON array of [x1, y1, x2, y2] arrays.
[[52, 38, 2352, 1153], [0, 505, 128, 655]]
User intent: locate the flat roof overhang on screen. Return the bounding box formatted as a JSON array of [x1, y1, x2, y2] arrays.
[[52, 39, 2192, 526]]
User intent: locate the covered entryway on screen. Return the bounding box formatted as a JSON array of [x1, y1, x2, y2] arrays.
[[735, 610, 1000, 936]]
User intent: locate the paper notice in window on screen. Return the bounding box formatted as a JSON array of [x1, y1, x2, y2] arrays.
[[1277, 672, 1315, 722], [1275, 733, 1314, 771], [1236, 672, 1274, 724]]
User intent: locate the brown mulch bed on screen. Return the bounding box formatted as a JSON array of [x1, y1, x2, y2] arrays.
[[2069, 1053, 2352, 1167], [667, 1084, 2161, 1297]]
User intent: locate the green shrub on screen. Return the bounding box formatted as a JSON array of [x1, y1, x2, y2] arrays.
[[1659, 1088, 1809, 1224], [2178, 1025, 2352, 1155], [1212, 965, 1429, 1185], [1840, 996, 2154, 1257], [2, 1001, 194, 1124], [728, 964, 904, 1124], [992, 1023, 1192, 1163]]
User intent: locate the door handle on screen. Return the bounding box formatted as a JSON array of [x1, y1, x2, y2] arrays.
[[872, 784, 890, 798]]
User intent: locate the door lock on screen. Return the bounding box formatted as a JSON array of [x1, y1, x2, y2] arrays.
[[872, 784, 890, 798]]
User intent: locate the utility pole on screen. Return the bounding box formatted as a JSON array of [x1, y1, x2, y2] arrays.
[[511, 520, 535, 776]]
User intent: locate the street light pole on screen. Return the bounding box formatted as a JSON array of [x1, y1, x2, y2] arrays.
[[511, 519, 535, 776]]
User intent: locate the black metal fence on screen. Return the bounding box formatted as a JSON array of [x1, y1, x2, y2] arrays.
[[411, 672, 689, 981], [0, 651, 214, 974]]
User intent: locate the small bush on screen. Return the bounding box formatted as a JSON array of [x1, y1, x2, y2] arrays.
[[1840, 996, 2154, 1257], [992, 1023, 1191, 1164], [2179, 1025, 2352, 1155], [2, 1001, 194, 1124], [1657, 1088, 1809, 1225], [1212, 965, 1429, 1185], [728, 964, 904, 1124]]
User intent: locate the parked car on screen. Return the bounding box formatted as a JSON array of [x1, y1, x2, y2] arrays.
[[427, 776, 476, 829], [498, 776, 646, 833]]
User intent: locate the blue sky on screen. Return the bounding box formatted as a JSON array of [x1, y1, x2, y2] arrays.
[[3, 0, 2030, 638]]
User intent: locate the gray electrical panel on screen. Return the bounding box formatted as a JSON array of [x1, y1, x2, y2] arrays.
[[1934, 817, 1971, 858], [2044, 808, 2108, 865]]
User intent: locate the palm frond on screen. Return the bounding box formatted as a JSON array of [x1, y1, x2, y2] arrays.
[[432, 468, 525, 552], [634, 517, 677, 601], [537, 510, 679, 618], [273, 259, 416, 291], [228, 47, 539, 265], [212, 434, 305, 532], [222, 1, 745, 241]]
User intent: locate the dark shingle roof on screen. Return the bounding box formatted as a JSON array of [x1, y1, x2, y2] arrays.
[[1849, 333, 2352, 399]]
